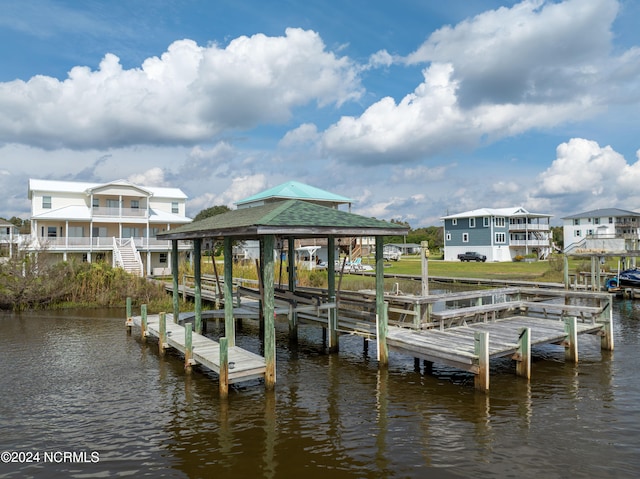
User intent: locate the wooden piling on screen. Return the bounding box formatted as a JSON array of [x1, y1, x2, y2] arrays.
[[141, 304, 148, 341], [219, 336, 229, 398], [194, 238, 202, 334], [515, 327, 531, 380], [184, 323, 193, 373], [375, 238, 388, 365], [474, 331, 489, 392], [159, 312, 167, 355], [262, 234, 276, 390], [125, 297, 133, 332], [564, 317, 578, 363], [224, 237, 236, 347]]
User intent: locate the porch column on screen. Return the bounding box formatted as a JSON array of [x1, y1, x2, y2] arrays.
[[327, 236, 338, 352], [262, 234, 276, 389], [193, 238, 202, 334], [172, 240, 180, 323], [375, 236, 388, 365], [223, 237, 235, 347]]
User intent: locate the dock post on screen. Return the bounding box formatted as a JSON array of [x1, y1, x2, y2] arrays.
[[563, 255, 569, 289], [223, 237, 236, 347], [125, 297, 133, 332], [421, 240, 429, 297], [172, 240, 180, 324], [599, 299, 614, 351], [474, 331, 489, 392], [184, 323, 193, 373], [563, 317, 578, 363], [515, 327, 531, 380], [263, 234, 276, 389], [219, 337, 229, 398], [375, 237, 388, 365], [141, 304, 148, 341], [327, 236, 338, 353], [159, 312, 167, 355], [287, 236, 298, 343], [194, 239, 202, 334]]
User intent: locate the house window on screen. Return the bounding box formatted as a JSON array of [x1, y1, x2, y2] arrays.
[[68, 226, 84, 237], [452, 219, 457, 226], [92, 198, 99, 208], [47, 226, 57, 238], [483, 217, 489, 227], [42, 196, 52, 209], [462, 233, 469, 243], [122, 227, 140, 238], [575, 230, 581, 237], [495, 217, 505, 227], [131, 200, 139, 209], [171, 202, 179, 214], [587, 229, 594, 236], [609, 217, 613, 224], [495, 233, 506, 243], [594, 217, 600, 225], [573, 219, 580, 225], [159, 253, 168, 264], [446, 233, 451, 241], [469, 218, 476, 228]]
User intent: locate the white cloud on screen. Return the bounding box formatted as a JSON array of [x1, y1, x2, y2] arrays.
[[317, 0, 633, 165], [0, 28, 362, 150], [278, 123, 319, 148], [187, 174, 267, 212], [128, 167, 167, 186]]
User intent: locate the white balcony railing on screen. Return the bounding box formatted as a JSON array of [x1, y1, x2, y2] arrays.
[[508, 223, 550, 231], [26, 236, 191, 251], [92, 207, 148, 218], [509, 239, 550, 247]]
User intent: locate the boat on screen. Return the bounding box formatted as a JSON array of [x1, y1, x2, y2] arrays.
[[608, 268, 640, 289]]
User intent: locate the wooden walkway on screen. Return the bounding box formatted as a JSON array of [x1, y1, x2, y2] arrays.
[[129, 312, 266, 386]]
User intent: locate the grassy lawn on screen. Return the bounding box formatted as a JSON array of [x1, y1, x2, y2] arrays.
[[359, 254, 621, 283]]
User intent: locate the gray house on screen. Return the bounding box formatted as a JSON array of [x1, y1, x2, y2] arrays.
[[442, 207, 552, 262]]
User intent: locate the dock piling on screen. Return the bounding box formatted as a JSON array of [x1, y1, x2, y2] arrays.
[[141, 304, 148, 341], [220, 337, 229, 398], [474, 331, 489, 392], [564, 317, 578, 363], [185, 323, 193, 373], [125, 297, 133, 332], [159, 312, 167, 355], [515, 327, 531, 380]]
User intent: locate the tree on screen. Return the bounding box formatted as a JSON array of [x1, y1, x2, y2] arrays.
[[193, 205, 231, 222]]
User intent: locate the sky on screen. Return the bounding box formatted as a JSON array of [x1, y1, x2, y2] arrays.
[[1, 0, 640, 227]]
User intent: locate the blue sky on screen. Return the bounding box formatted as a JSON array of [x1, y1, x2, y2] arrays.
[[1, 0, 640, 226]]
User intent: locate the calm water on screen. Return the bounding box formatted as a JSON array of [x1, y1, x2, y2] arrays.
[[1, 297, 639, 478]]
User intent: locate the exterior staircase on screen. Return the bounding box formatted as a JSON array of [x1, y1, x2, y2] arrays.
[[113, 238, 144, 277]]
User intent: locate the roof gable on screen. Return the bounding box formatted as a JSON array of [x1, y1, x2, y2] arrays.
[[159, 200, 407, 240], [235, 181, 352, 206]]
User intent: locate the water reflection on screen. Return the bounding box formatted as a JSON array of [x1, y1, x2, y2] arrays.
[[0, 299, 638, 478]]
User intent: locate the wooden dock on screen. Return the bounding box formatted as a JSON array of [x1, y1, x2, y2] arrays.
[[127, 306, 266, 395], [137, 281, 614, 393]]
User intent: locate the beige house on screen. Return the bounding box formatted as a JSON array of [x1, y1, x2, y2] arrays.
[[26, 178, 192, 276]]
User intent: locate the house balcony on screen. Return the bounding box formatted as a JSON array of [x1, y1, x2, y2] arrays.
[[26, 236, 192, 251], [92, 207, 148, 219], [509, 239, 550, 247], [508, 223, 550, 232]]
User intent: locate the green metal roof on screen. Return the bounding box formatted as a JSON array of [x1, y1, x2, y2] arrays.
[[235, 181, 352, 206], [158, 200, 407, 240]]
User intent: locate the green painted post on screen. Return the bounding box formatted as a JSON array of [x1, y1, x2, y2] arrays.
[[375, 237, 388, 365], [263, 234, 276, 389], [159, 312, 167, 355], [287, 236, 298, 343], [185, 323, 193, 373], [327, 236, 338, 352], [563, 255, 569, 289], [172, 240, 180, 323], [219, 336, 229, 398], [474, 330, 489, 392], [224, 237, 236, 347], [194, 239, 202, 334], [515, 327, 531, 380], [141, 304, 148, 340], [564, 317, 578, 363]]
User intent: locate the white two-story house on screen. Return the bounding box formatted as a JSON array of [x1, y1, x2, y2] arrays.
[[26, 179, 192, 276], [562, 208, 640, 254]]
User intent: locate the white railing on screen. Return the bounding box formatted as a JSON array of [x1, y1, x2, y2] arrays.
[[508, 223, 550, 231], [26, 236, 192, 251], [92, 207, 148, 218], [509, 240, 550, 247]]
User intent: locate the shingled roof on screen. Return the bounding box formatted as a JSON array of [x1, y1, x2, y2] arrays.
[[158, 199, 407, 240]]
